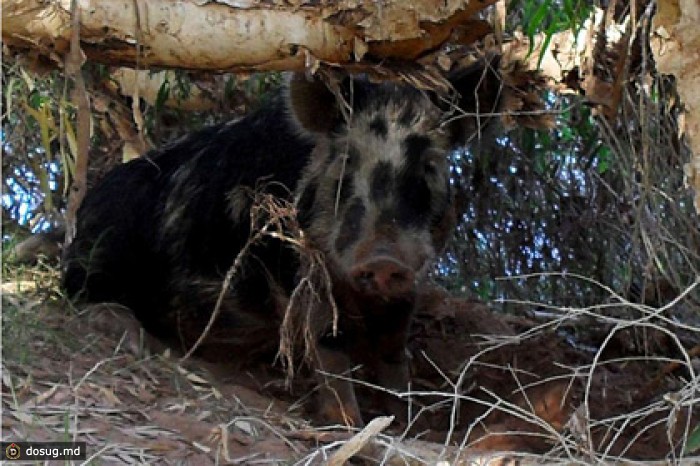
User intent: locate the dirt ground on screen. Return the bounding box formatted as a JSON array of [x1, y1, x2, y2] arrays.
[[2, 273, 699, 464]]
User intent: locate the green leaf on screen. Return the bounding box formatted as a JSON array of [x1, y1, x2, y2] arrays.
[[155, 78, 171, 112], [526, 0, 550, 37], [596, 146, 611, 174], [28, 90, 47, 109], [5, 76, 17, 118], [559, 126, 574, 141], [224, 75, 237, 102], [174, 71, 192, 101], [685, 423, 700, 454], [537, 23, 557, 69]]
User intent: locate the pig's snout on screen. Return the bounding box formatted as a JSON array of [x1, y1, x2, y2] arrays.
[[350, 258, 415, 299]]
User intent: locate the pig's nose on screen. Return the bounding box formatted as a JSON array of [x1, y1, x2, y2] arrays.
[[350, 258, 415, 299]]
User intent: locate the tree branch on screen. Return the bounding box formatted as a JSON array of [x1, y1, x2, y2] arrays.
[[2, 0, 495, 71]]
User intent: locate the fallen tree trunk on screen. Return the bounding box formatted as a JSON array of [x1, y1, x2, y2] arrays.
[[2, 0, 495, 71]]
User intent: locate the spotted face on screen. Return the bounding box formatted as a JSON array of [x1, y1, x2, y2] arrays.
[[293, 81, 457, 301]]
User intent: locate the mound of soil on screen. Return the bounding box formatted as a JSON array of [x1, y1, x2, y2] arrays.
[[2, 281, 697, 464]]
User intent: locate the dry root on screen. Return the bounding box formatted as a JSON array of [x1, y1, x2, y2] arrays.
[[182, 186, 338, 384]]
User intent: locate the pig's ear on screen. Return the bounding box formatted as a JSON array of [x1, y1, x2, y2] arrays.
[[287, 73, 343, 135], [444, 55, 503, 146]]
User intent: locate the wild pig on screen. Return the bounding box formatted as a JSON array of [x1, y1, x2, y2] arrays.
[[63, 59, 501, 426]]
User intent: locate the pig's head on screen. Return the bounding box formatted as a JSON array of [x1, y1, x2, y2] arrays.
[[289, 60, 501, 303]]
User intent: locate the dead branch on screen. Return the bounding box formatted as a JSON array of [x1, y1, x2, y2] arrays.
[[2, 0, 495, 72]]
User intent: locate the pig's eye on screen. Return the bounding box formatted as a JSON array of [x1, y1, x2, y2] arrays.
[[342, 146, 361, 167], [424, 159, 438, 175]]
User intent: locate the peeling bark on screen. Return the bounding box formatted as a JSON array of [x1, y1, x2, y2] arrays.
[[1, 1, 620, 100], [651, 0, 700, 213], [2, 0, 495, 71], [63, 0, 90, 246]]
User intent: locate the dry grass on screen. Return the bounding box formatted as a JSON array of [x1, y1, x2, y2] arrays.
[[176, 188, 339, 386], [2, 274, 305, 464], [496, 274, 700, 463], [2, 259, 699, 465]]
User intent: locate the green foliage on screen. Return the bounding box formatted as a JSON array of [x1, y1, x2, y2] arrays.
[[514, 0, 594, 67], [224, 74, 238, 102], [3, 61, 281, 232], [595, 145, 611, 174], [686, 424, 700, 454], [145, 71, 282, 145], [2, 60, 70, 230], [443, 81, 699, 315], [155, 76, 171, 111], [245, 72, 284, 109]]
